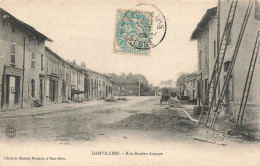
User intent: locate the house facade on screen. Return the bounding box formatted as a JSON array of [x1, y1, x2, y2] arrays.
[[85, 69, 99, 100], [44, 47, 71, 104], [105, 76, 114, 99], [113, 82, 140, 97], [0, 8, 52, 111], [191, 0, 260, 127], [184, 75, 197, 101], [0, 8, 113, 111], [69, 60, 85, 102]]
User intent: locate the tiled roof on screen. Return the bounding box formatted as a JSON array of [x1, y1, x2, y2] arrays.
[[0, 8, 52, 42], [190, 7, 217, 40]]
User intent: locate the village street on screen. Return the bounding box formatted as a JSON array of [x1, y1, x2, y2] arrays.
[[0, 96, 259, 166]]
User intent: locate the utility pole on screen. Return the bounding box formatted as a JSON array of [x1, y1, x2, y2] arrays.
[[216, 0, 221, 102], [217, 0, 220, 50], [138, 80, 141, 96], [21, 36, 29, 108]]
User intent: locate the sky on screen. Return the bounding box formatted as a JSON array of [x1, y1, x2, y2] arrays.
[[0, 0, 216, 86]]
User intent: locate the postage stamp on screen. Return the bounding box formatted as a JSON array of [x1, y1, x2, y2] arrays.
[[114, 9, 153, 56]]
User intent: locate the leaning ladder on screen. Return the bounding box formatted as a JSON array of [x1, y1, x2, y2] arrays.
[[198, 0, 238, 125], [209, 0, 254, 129], [236, 31, 260, 127]]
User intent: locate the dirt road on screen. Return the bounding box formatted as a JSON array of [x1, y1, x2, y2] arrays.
[[0, 96, 259, 166]]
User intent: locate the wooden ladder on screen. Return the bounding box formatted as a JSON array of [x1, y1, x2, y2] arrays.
[[209, 0, 254, 129], [198, 0, 238, 125], [236, 31, 260, 127]]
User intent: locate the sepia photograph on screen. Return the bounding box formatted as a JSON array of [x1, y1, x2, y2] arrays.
[[0, 0, 259, 165]]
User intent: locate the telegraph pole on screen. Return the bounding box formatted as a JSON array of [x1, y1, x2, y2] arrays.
[[217, 0, 220, 51], [21, 36, 29, 108], [138, 80, 141, 96]]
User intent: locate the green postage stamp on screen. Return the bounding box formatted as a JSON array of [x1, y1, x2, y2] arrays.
[[114, 9, 153, 56]]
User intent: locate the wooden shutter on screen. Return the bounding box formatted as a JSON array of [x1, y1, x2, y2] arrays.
[[11, 43, 16, 64]]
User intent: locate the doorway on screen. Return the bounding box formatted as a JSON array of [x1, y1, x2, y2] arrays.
[[224, 76, 233, 114], [6, 75, 20, 108], [40, 79, 43, 102], [62, 81, 66, 102]]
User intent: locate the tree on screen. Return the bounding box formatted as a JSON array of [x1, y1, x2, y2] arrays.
[[107, 72, 153, 96], [176, 72, 197, 89]]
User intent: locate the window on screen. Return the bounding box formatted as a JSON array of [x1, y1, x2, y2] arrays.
[[79, 73, 81, 84], [11, 43, 16, 64], [59, 64, 63, 75], [72, 71, 75, 84], [224, 61, 231, 72], [199, 51, 202, 70], [51, 60, 54, 73], [46, 59, 49, 73], [214, 40, 216, 59], [225, 23, 232, 46], [66, 73, 70, 86], [31, 52, 36, 69], [41, 54, 43, 71], [55, 62, 58, 74], [31, 79, 35, 97], [205, 78, 208, 95], [205, 44, 208, 65], [256, 0, 260, 21]]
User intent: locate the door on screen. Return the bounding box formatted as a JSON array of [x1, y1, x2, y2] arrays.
[[9, 76, 15, 107], [54, 81, 58, 102], [49, 80, 54, 102], [224, 76, 233, 114], [62, 81, 66, 102], [14, 76, 20, 104], [40, 79, 43, 102]]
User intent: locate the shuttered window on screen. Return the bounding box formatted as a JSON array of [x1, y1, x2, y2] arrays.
[[256, 0, 260, 21], [31, 52, 36, 69], [31, 79, 35, 97], [11, 43, 16, 64], [225, 23, 232, 45], [46, 59, 49, 73], [41, 54, 43, 71], [199, 51, 202, 70]]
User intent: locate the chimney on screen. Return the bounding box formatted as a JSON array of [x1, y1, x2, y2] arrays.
[[73, 60, 76, 65], [81, 62, 86, 68]]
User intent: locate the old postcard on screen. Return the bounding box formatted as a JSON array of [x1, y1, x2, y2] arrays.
[[0, 0, 259, 165]]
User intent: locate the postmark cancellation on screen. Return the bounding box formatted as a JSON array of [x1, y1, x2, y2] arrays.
[[114, 9, 153, 56]]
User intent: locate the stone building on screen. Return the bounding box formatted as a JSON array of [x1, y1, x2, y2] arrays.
[[84, 68, 99, 100], [82, 67, 113, 100], [113, 82, 140, 97], [69, 60, 84, 102], [191, 1, 260, 127], [44, 47, 71, 103], [184, 75, 197, 101], [105, 76, 114, 99], [0, 8, 113, 111], [0, 8, 52, 111]]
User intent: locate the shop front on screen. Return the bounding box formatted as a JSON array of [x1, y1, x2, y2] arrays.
[[1, 66, 22, 110]]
